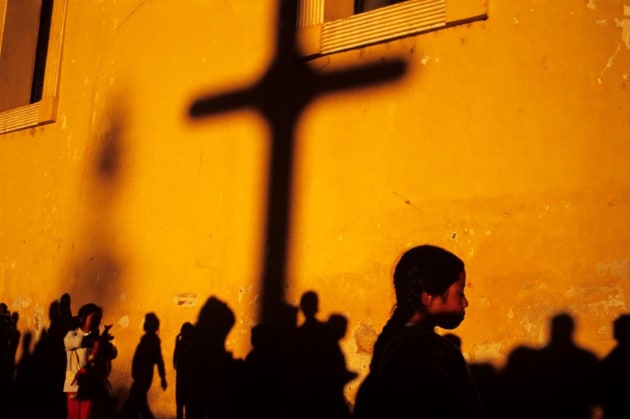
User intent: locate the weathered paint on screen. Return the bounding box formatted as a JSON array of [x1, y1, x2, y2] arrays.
[[1, 0, 629, 415]]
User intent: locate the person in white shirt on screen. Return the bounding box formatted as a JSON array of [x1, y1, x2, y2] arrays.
[[64, 303, 117, 419]]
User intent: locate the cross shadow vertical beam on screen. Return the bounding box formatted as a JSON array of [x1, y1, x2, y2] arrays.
[[189, 1, 406, 324]]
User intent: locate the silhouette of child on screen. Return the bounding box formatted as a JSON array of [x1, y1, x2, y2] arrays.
[[353, 245, 484, 419]]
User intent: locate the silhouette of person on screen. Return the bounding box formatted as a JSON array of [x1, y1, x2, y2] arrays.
[[58, 293, 77, 332], [43, 293, 76, 419], [64, 303, 117, 419], [444, 333, 501, 419], [12, 331, 35, 416], [291, 292, 355, 418], [174, 321, 195, 419], [0, 303, 19, 398], [538, 313, 599, 419], [353, 245, 484, 419], [323, 313, 358, 418], [600, 313, 630, 419], [13, 294, 75, 419], [297, 291, 327, 339], [242, 302, 298, 418], [293, 292, 326, 405], [501, 343, 540, 419], [242, 323, 277, 418], [503, 313, 599, 419], [187, 297, 243, 419], [0, 303, 22, 417], [242, 323, 270, 418], [120, 312, 167, 419]]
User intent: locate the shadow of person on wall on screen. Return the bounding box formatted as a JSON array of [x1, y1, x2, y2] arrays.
[[296, 291, 327, 346], [440, 332, 501, 419], [173, 321, 195, 419], [12, 331, 34, 415], [187, 297, 244, 419], [242, 301, 298, 419], [599, 313, 630, 419], [0, 303, 20, 404], [439, 333, 502, 419], [467, 360, 501, 419], [501, 343, 540, 419], [288, 290, 359, 418], [502, 312, 600, 419], [9, 294, 73, 419], [118, 312, 167, 419], [323, 313, 358, 418], [44, 293, 76, 419], [290, 291, 329, 416]]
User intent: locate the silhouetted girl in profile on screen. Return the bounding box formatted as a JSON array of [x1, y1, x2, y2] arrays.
[[353, 244, 484, 419]]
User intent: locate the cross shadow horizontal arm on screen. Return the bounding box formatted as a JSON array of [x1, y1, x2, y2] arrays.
[[189, 89, 255, 119]]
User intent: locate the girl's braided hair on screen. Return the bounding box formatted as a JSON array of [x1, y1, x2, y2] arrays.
[[371, 245, 464, 369]]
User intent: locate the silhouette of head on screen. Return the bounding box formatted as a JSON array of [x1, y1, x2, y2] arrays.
[[393, 245, 466, 328], [613, 314, 630, 344], [49, 301, 60, 321], [180, 321, 194, 338], [59, 293, 72, 314], [550, 313, 574, 344], [77, 303, 103, 332], [144, 312, 160, 333], [300, 291, 319, 319], [328, 313, 348, 340], [196, 297, 235, 345]]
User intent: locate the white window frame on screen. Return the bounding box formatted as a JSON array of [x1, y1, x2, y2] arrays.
[[0, 0, 68, 135], [297, 0, 488, 57]]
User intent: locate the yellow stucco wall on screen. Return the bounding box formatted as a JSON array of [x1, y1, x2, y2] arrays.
[[1, 0, 629, 416]]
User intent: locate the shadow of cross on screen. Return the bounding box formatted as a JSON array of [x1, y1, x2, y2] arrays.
[[189, 1, 406, 324]]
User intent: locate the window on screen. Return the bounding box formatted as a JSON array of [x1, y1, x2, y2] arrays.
[[0, 0, 68, 135], [355, 0, 408, 14], [297, 0, 488, 57]]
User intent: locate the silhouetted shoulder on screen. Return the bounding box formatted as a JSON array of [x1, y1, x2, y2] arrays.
[[355, 325, 483, 419]]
